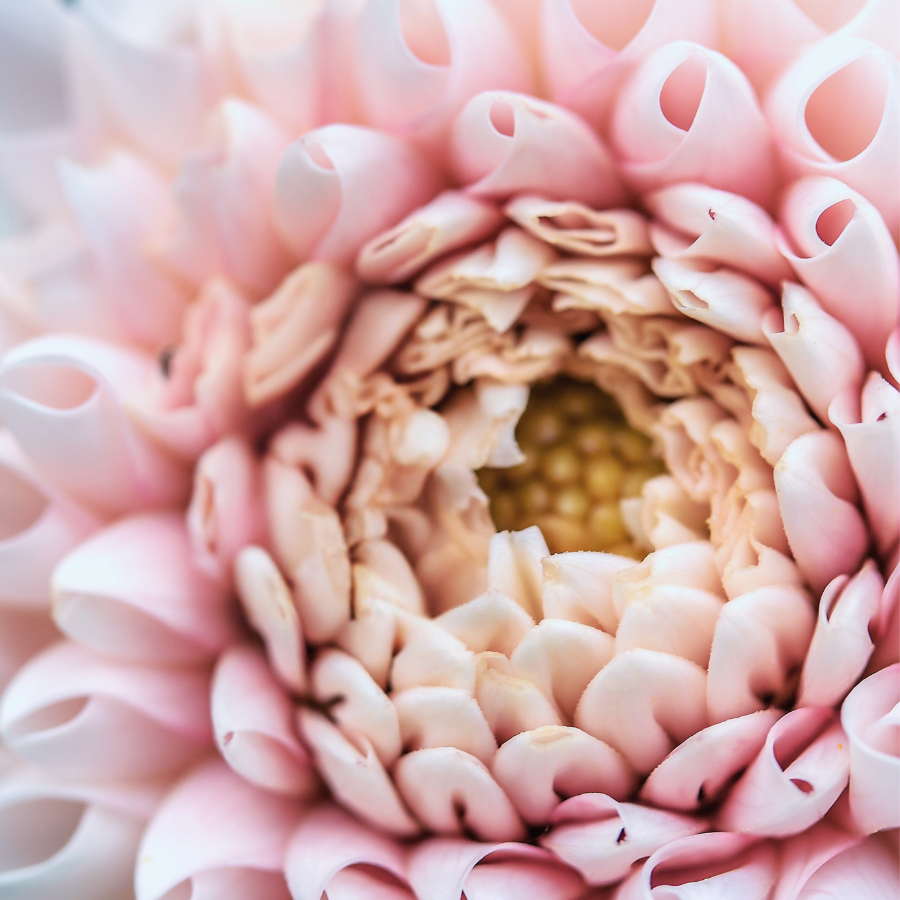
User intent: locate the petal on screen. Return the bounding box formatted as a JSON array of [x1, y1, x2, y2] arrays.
[[0, 607, 57, 695], [485, 526, 547, 620], [437, 588, 534, 656]]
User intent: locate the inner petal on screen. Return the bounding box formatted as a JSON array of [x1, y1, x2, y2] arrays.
[[570, 0, 655, 52], [0, 798, 84, 871]]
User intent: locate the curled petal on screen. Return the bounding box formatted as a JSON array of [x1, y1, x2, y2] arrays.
[[452, 91, 626, 206], [274, 124, 441, 264], [611, 42, 775, 206], [297, 708, 419, 838], [212, 644, 316, 797], [652, 257, 773, 344], [774, 430, 869, 593], [776, 176, 900, 370], [135, 758, 301, 900], [438, 589, 534, 656], [244, 262, 357, 407], [575, 649, 708, 775], [641, 709, 783, 811], [764, 37, 900, 238], [357, 190, 503, 284], [52, 512, 237, 664], [0, 639, 210, 779], [353, 539, 426, 617], [719, 708, 850, 837], [0, 431, 100, 608], [763, 282, 865, 422], [645, 182, 792, 286], [485, 526, 547, 620], [829, 372, 900, 555], [798, 561, 883, 708], [840, 664, 900, 833], [706, 584, 815, 723], [0, 335, 190, 514], [613, 540, 725, 601], [394, 746, 526, 841], [285, 804, 410, 900], [541, 793, 705, 886], [507, 196, 652, 257], [493, 726, 635, 824], [355, 0, 530, 151], [390, 618, 476, 694]]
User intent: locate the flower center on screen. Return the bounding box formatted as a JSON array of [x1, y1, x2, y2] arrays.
[[477, 377, 665, 556]]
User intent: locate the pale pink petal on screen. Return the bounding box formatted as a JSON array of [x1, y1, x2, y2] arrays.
[[493, 726, 635, 823], [297, 708, 420, 838], [437, 588, 534, 656], [829, 373, 900, 555], [0, 335, 190, 514], [798, 561, 883, 708], [188, 437, 267, 585], [575, 649, 708, 774], [887, 327, 900, 383], [234, 546, 306, 693], [776, 175, 900, 371], [539, 0, 719, 128], [0, 640, 210, 779], [160, 99, 293, 295], [641, 709, 784, 811], [452, 91, 626, 206], [52, 511, 237, 664], [611, 42, 776, 206], [773, 430, 869, 593], [274, 124, 442, 264], [763, 282, 865, 422], [614, 832, 777, 900], [394, 746, 526, 841], [541, 793, 706, 886], [357, 190, 503, 284], [840, 664, 900, 833], [869, 553, 899, 670], [284, 804, 410, 900], [645, 183, 792, 286], [0, 431, 100, 609], [485, 526, 547, 620], [353, 539, 427, 617], [135, 758, 301, 900], [771, 821, 860, 900], [706, 584, 815, 723], [408, 839, 584, 900], [355, 0, 530, 153], [389, 616, 477, 695], [0, 607, 57, 695], [765, 37, 900, 238]]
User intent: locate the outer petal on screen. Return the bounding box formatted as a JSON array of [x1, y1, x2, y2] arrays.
[[52, 511, 237, 664], [611, 42, 775, 206], [135, 758, 301, 900]]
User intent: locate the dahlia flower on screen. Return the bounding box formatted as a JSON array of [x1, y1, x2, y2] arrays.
[[0, 0, 897, 897]]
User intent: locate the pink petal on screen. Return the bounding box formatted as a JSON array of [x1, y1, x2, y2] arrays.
[[575, 649, 708, 774], [297, 708, 420, 838], [357, 190, 503, 284], [645, 183, 793, 287], [541, 793, 706, 886], [389, 615, 477, 695], [0, 639, 210, 780], [438, 588, 534, 656], [285, 803, 411, 900], [774, 430, 869, 593], [493, 726, 635, 823], [0, 431, 100, 609], [764, 36, 900, 239], [394, 746, 526, 841], [706, 584, 815, 723], [641, 709, 784, 811], [160, 99, 293, 295], [718, 707, 850, 836], [353, 539, 427, 617], [354, 0, 530, 154], [776, 175, 900, 371], [135, 758, 301, 900], [52, 511, 237, 664], [611, 42, 776, 207], [0, 335, 190, 514], [840, 664, 900, 833], [829, 373, 900, 555], [539, 0, 719, 128], [798, 561, 883, 708], [0, 607, 57, 695], [485, 526, 547, 620], [188, 437, 267, 586], [762, 282, 865, 422], [452, 91, 626, 206], [211, 644, 316, 797], [274, 124, 441, 264]]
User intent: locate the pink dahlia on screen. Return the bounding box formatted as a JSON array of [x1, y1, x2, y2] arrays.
[[0, 0, 897, 897]]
